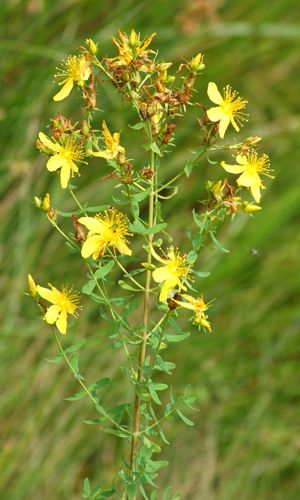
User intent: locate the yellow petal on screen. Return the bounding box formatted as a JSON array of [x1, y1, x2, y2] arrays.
[[44, 304, 60, 324], [116, 240, 132, 256], [37, 285, 59, 304], [237, 171, 257, 188], [221, 161, 245, 174], [46, 154, 64, 172], [81, 235, 104, 259], [60, 163, 71, 189], [87, 149, 112, 159], [207, 107, 224, 123], [230, 115, 240, 132], [159, 277, 178, 302], [39, 132, 62, 153], [78, 217, 104, 233], [56, 309, 68, 334], [153, 266, 174, 283], [177, 300, 195, 312], [236, 154, 248, 165], [207, 82, 224, 105], [218, 115, 231, 139], [140, 32, 156, 51], [250, 182, 262, 203], [53, 78, 74, 101]]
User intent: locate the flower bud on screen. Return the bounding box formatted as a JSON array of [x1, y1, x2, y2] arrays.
[[28, 274, 37, 297], [48, 208, 57, 221], [42, 193, 51, 212], [129, 29, 139, 48], [86, 38, 98, 55], [34, 196, 42, 208], [242, 202, 262, 213], [188, 53, 205, 72], [81, 119, 90, 137]]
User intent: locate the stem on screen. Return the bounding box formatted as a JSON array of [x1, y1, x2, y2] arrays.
[[52, 328, 129, 434], [129, 131, 155, 478]]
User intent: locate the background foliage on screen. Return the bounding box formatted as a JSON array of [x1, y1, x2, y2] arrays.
[[1, 0, 300, 498]]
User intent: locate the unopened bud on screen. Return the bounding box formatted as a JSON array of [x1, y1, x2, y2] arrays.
[[34, 196, 42, 208], [242, 203, 262, 213], [189, 53, 205, 72], [129, 29, 138, 48], [86, 38, 98, 55], [47, 208, 57, 221], [28, 274, 37, 297], [42, 193, 51, 212], [81, 119, 90, 137]]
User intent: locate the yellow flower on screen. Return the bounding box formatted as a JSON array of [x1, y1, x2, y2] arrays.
[[207, 82, 247, 139], [79, 208, 132, 260], [37, 284, 80, 335], [221, 150, 273, 203], [152, 247, 191, 302], [38, 132, 84, 189], [110, 29, 156, 66], [27, 274, 37, 297], [175, 294, 211, 332], [88, 121, 125, 161], [53, 55, 91, 101]]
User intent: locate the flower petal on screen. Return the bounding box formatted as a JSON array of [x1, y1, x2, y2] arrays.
[[56, 309, 67, 334], [159, 277, 178, 302], [116, 240, 132, 256], [81, 235, 104, 259], [39, 132, 62, 153], [206, 106, 224, 123], [87, 149, 113, 159], [46, 154, 65, 172], [60, 163, 71, 189], [250, 182, 262, 203], [207, 82, 224, 105], [221, 161, 245, 174], [78, 217, 104, 234], [37, 285, 59, 304], [53, 78, 74, 101], [153, 266, 174, 283], [230, 115, 240, 132], [218, 115, 231, 139], [237, 171, 258, 188], [44, 304, 60, 324]]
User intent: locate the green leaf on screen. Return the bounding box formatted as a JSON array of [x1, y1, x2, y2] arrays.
[[184, 162, 194, 178], [164, 332, 190, 343], [209, 231, 230, 253], [65, 340, 86, 354], [153, 383, 168, 391], [187, 250, 198, 264], [118, 280, 141, 292], [65, 390, 86, 401], [145, 223, 167, 235], [97, 488, 116, 499], [129, 121, 145, 130], [82, 280, 96, 295], [94, 261, 114, 279], [84, 418, 104, 425], [150, 142, 162, 156], [89, 377, 111, 392], [193, 270, 210, 278], [44, 353, 63, 364], [148, 383, 162, 405], [65, 241, 79, 254], [176, 409, 194, 426], [83, 478, 91, 497], [132, 187, 152, 202], [85, 205, 110, 213]]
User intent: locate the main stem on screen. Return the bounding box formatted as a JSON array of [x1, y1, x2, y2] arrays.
[[129, 146, 155, 478]]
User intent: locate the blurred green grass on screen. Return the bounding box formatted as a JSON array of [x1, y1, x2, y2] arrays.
[[1, 0, 300, 498]]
